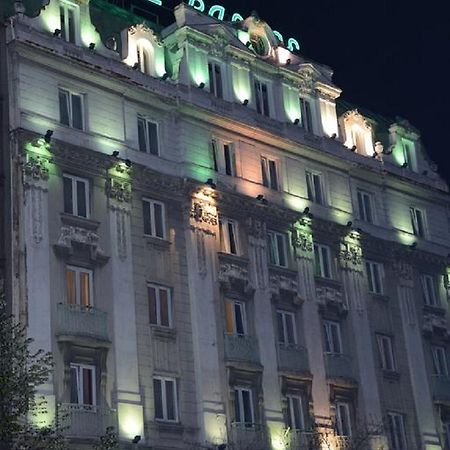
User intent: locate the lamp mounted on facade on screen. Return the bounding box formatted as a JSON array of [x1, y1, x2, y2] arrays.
[[242, 99, 249, 106], [89, 42, 96, 50], [330, 133, 337, 139], [346, 221, 353, 228], [303, 207, 310, 215], [133, 62, 139, 70], [217, 445, 227, 450], [132, 435, 141, 444], [351, 145, 357, 152], [285, 58, 291, 66], [245, 41, 252, 48], [44, 130, 53, 144], [111, 150, 120, 158], [205, 178, 216, 189], [124, 158, 132, 168], [161, 72, 169, 80], [53, 29, 61, 37], [256, 194, 268, 205], [410, 242, 417, 249], [293, 118, 300, 125], [401, 162, 408, 168], [198, 82, 206, 89]]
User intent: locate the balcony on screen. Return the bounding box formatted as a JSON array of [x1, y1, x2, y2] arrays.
[[285, 430, 315, 450], [229, 423, 269, 450], [56, 303, 109, 343], [431, 375, 450, 402], [58, 404, 117, 438], [277, 344, 310, 374], [324, 353, 355, 381], [224, 334, 260, 365]]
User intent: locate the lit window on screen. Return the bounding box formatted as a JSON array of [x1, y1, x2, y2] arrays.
[[387, 412, 407, 450], [267, 231, 287, 267], [306, 171, 325, 205], [66, 265, 93, 307], [63, 174, 90, 218], [377, 334, 396, 371], [421, 274, 438, 306], [148, 284, 172, 328], [351, 127, 366, 153], [137, 117, 159, 155], [137, 41, 153, 75], [261, 156, 278, 190], [219, 217, 239, 255], [357, 190, 373, 223], [323, 320, 342, 354], [234, 388, 254, 426], [59, 89, 84, 130], [299, 98, 313, 133], [402, 141, 416, 171], [254, 80, 270, 116], [225, 299, 246, 335], [60, 3, 77, 43], [335, 401, 352, 437], [153, 377, 178, 422], [431, 346, 448, 376], [410, 207, 426, 238], [70, 363, 96, 406], [365, 261, 383, 294], [143, 198, 166, 239], [314, 244, 332, 279], [277, 310, 296, 347], [208, 62, 223, 99], [211, 140, 236, 176], [286, 395, 304, 430]]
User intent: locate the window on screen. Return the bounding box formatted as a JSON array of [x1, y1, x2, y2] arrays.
[[335, 402, 352, 437], [63, 174, 90, 218], [254, 80, 270, 116], [70, 363, 96, 406], [60, 3, 77, 43], [211, 140, 236, 176], [314, 244, 332, 279], [402, 142, 416, 171], [148, 284, 172, 328], [357, 190, 373, 223], [306, 171, 325, 205], [286, 395, 304, 430], [323, 320, 342, 354], [267, 231, 287, 267], [445, 422, 450, 449], [299, 98, 313, 133], [234, 388, 254, 426], [59, 89, 84, 130], [219, 218, 239, 255], [365, 261, 383, 294], [277, 310, 296, 347], [208, 62, 223, 99], [137, 117, 159, 155], [137, 41, 152, 75], [66, 266, 93, 307], [421, 274, 438, 306], [225, 299, 246, 335], [261, 156, 278, 190], [410, 207, 426, 238], [143, 198, 166, 239], [387, 413, 407, 450], [431, 346, 448, 376], [153, 377, 178, 422], [377, 334, 396, 371]]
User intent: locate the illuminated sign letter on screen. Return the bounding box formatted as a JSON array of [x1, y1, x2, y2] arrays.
[[208, 5, 225, 20], [188, 0, 205, 12], [273, 30, 283, 44], [231, 12, 244, 22], [287, 38, 300, 52], [147, 0, 162, 5]]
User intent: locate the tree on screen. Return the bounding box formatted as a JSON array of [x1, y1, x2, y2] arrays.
[[93, 427, 119, 450]]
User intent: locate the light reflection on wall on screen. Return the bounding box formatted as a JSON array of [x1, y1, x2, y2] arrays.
[[231, 63, 251, 104], [187, 44, 209, 87], [118, 403, 144, 440]]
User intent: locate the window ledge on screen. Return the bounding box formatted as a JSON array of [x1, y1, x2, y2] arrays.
[[423, 305, 446, 316], [60, 213, 100, 231], [314, 276, 341, 288], [369, 292, 389, 301], [150, 421, 184, 434], [218, 252, 249, 264], [151, 325, 176, 341], [144, 235, 171, 250], [382, 370, 400, 381]]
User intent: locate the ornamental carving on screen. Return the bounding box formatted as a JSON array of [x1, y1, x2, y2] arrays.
[[24, 155, 50, 181], [245, 217, 266, 239], [190, 200, 218, 226], [219, 262, 249, 284], [339, 245, 362, 266], [316, 286, 348, 314], [291, 229, 313, 253], [270, 271, 300, 303], [423, 311, 449, 338], [393, 261, 413, 283], [105, 178, 132, 203], [339, 232, 363, 271]]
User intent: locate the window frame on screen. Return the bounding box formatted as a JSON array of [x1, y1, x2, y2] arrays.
[[70, 363, 96, 407], [137, 116, 159, 156], [59, 88, 84, 130], [143, 198, 166, 239], [211, 139, 237, 177], [219, 217, 239, 255], [305, 170, 325, 205], [234, 387, 255, 426], [66, 265, 94, 307], [208, 61, 224, 99], [335, 401, 352, 437], [357, 189, 374, 223], [254, 79, 270, 117], [267, 230, 288, 268], [410, 207, 426, 238], [431, 346, 448, 376], [313, 243, 332, 279], [421, 274, 439, 307], [299, 97, 313, 133], [323, 320, 342, 354], [261, 156, 279, 190], [148, 284, 173, 328], [225, 299, 247, 336], [286, 394, 305, 431], [387, 412, 407, 450], [365, 260, 384, 294], [276, 310, 297, 347], [63, 173, 90, 218], [153, 376, 179, 422], [377, 334, 396, 372], [59, 2, 79, 44]]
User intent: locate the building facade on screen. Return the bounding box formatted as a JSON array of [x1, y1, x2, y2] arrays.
[[0, 0, 450, 449]]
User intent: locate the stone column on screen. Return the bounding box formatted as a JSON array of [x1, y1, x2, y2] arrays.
[[105, 166, 144, 441], [394, 261, 442, 450]]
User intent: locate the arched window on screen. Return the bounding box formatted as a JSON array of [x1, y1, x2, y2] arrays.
[[137, 40, 153, 75]]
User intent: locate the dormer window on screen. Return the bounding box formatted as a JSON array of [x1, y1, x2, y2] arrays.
[[208, 62, 223, 99], [401, 140, 417, 172], [299, 98, 313, 133], [254, 80, 270, 116], [60, 3, 78, 44], [137, 40, 153, 75], [340, 110, 374, 156]]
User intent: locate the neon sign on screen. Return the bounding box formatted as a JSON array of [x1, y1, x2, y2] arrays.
[[147, 0, 300, 52]]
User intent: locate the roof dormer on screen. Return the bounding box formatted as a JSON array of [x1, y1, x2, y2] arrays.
[[340, 109, 375, 157]]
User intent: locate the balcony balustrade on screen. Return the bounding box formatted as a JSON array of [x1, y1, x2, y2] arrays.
[[229, 423, 269, 450], [431, 375, 450, 402], [284, 430, 315, 449], [277, 344, 310, 374], [224, 333, 260, 364], [324, 353, 354, 381]]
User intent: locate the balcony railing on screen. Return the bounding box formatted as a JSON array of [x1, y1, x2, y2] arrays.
[[56, 303, 108, 342], [432, 375, 450, 402], [229, 423, 269, 450], [334, 435, 352, 450], [324, 353, 354, 380], [284, 430, 315, 450], [224, 334, 260, 364], [57, 403, 117, 438], [277, 344, 310, 373]]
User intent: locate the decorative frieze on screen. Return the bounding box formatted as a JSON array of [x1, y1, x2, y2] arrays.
[[339, 231, 363, 272], [245, 217, 266, 239], [24, 154, 50, 181], [191, 200, 218, 226], [105, 178, 132, 203], [218, 259, 253, 295], [423, 309, 449, 338], [269, 269, 300, 303], [316, 285, 347, 315]]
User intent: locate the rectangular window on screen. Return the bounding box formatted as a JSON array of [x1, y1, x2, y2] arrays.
[[366, 261, 383, 294], [286, 395, 304, 430], [148, 284, 172, 328], [254, 80, 270, 116], [323, 320, 342, 354], [211, 139, 236, 176], [59, 89, 84, 130], [387, 413, 407, 450], [63, 174, 90, 218], [137, 117, 159, 155], [143, 198, 166, 239], [153, 377, 178, 422], [377, 334, 396, 371], [219, 217, 239, 255], [70, 363, 96, 406], [335, 402, 352, 437], [314, 244, 332, 279], [431, 346, 448, 376], [60, 4, 77, 43], [261, 156, 278, 190], [410, 207, 426, 238], [306, 171, 325, 205], [421, 274, 438, 306], [357, 190, 373, 223], [208, 62, 223, 99], [225, 299, 246, 335], [299, 98, 313, 133], [277, 310, 297, 347], [234, 388, 254, 426], [267, 231, 287, 267], [66, 266, 93, 307]]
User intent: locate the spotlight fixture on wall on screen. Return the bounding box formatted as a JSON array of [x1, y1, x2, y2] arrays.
[[133, 62, 139, 70], [44, 129, 53, 143], [330, 133, 337, 139], [205, 178, 216, 189], [351, 145, 357, 152], [88, 42, 95, 50], [53, 29, 61, 37], [242, 99, 249, 106], [161, 72, 169, 80], [256, 194, 264, 201], [401, 162, 408, 168], [410, 242, 417, 249], [285, 58, 291, 66], [111, 150, 120, 158], [372, 152, 378, 158], [132, 435, 141, 444], [245, 41, 252, 48], [346, 221, 353, 228], [293, 118, 300, 125], [256, 194, 268, 205], [198, 82, 206, 89], [124, 159, 132, 168], [218, 445, 227, 450], [303, 207, 310, 215]]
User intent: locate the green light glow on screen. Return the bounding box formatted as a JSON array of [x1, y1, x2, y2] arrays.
[[231, 13, 244, 22], [118, 403, 144, 439], [287, 38, 300, 52], [188, 45, 209, 86], [236, 29, 250, 46], [283, 84, 301, 123], [273, 30, 283, 43], [231, 64, 251, 103], [39, 1, 60, 34], [208, 5, 225, 20], [391, 143, 405, 166], [188, 0, 205, 12], [148, 0, 162, 4], [108, 162, 132, 180]]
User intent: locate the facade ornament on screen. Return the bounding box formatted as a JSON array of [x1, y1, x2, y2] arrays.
[[24, 154, 50, 181], [339, 231, 363, 271], [316, 285, 348, 314], [292, 218, 313, 257], [115, 207, 128, 261], [269, 271, 300, 303], [190, 200, 218, 226], [218, 260, 254, 295], [423, 310, 449, 338], [392, 261, 413, 287], [245, 217, 266, 239], [105, 178, 132, 203]]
